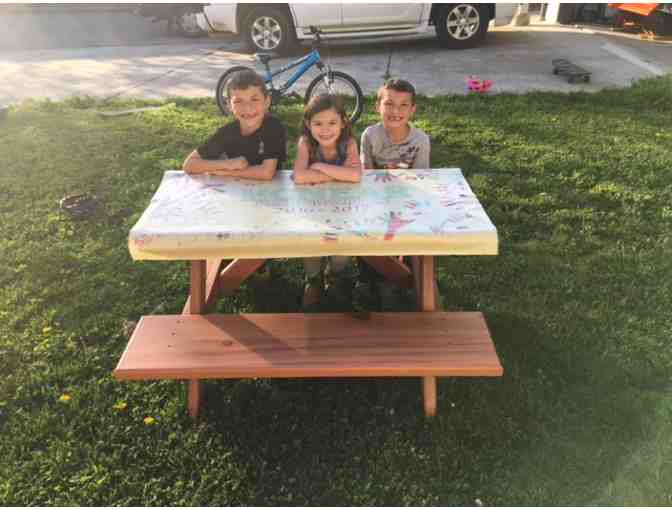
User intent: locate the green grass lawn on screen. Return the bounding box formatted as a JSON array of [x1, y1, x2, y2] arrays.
[[1, 77, 671, 505]]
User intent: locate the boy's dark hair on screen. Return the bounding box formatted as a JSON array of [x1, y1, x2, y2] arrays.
[[226, 70, 268, 98], [301, 94, 353, 161], [377, 79, 416, 104]]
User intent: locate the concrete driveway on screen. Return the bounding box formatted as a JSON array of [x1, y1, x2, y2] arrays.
[[0, 5, 174, 52], [1, 22, 670, 104]]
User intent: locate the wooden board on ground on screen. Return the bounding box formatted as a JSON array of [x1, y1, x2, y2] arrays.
[[552, 58, 591, 83]]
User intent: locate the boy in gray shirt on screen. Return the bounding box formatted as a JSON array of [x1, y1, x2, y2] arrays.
[[359, 79, 432, 309], [361, 79, 430, 170]]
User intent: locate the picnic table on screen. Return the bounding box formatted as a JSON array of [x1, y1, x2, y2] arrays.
[[114, 168, 503, 418]]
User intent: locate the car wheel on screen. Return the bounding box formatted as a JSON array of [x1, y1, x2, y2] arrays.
[[173, 8, 206, 38], [242, 7, 295, 54], [435, 4, 489, 49]]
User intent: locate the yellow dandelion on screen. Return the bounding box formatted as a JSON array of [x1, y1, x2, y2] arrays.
[[58, 394, 71, 403], [113, 401, 128, 411], [143, 416, 155, 425], [43, 326, 52, 334]]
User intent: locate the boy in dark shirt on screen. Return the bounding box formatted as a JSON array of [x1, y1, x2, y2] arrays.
[[182, 70, 286, 180]]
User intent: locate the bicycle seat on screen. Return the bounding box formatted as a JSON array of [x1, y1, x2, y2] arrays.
[[255, 53, 275, 65]]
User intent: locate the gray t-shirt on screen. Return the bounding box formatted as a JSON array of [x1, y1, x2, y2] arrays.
[[360, 123, 431, 170]]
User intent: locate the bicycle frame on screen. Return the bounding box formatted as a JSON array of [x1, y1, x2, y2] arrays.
[[215, 28, 363, 123], [261, 49, 325, 94]]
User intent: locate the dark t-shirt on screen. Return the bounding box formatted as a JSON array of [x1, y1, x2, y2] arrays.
[[197, 114, 287, 167]]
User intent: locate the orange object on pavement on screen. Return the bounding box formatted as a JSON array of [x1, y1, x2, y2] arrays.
[[608, 3, 659, 16]]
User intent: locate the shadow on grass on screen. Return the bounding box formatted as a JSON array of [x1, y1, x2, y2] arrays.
[[172, 308, 667, 505]]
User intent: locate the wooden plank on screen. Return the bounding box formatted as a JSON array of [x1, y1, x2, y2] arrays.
[[188, 380, 201, 418], [186, 260, 206, 418], [419, 255, 437, 416], [420, 255, 436, 312], [219, 259, 266, 295], [181, 258, 264, 313], [182, 258, 224, 314], [113, 312, 503, 380], [411, 256, 438, 312], [188, 260, 206, 315], [410, 256, 442, 308], [423, 376, 437, 417], [411, 256, 422, 303], [359, 256, 413, 287]]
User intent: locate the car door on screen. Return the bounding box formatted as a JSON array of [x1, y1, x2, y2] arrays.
[[289, 4, 342, 32], [341, 3, 425, 30]]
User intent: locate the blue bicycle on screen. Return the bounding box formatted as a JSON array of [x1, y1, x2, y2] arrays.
[[215, 27, 364, 124]]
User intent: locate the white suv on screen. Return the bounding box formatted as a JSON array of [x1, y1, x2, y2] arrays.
[[197, 3, 518, 54]]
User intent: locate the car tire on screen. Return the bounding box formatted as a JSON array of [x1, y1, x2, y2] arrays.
[[242, 7, 296, 55], [173, 8, 206, 38], [435, 4, 490, 49]]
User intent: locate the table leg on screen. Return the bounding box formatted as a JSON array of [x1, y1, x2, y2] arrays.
[[188, 260, 206, 315], [219, 259, 266, 295], [420, 255, 436, 312], [186, 260, 206, 418], [411, 256, 421, 303], [182, 258, 224, 314], [359, 256, 413, 287], [414, 255, 438, 417], [423, 375, 437, 417], [188, 380, 201, 418]]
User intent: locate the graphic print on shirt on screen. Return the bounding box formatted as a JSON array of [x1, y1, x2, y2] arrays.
[[374, 141, 421, 169]]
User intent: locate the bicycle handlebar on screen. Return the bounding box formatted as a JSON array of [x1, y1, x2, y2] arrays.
[[308, 25, 322, 46]]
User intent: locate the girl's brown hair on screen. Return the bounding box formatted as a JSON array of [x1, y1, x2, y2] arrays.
[[301, 94, 353, 160]]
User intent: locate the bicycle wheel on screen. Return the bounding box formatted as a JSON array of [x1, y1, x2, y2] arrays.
[[215, 65, 255, 116], [305, 70, 364, 125]]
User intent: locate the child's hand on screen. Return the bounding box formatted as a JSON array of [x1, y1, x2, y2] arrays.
[[210, 169, 233, 177], [231, 156, 249, 170], [219, 157, 247, 171], [295, 168, 334, 184], [372, 170, 397, 183]]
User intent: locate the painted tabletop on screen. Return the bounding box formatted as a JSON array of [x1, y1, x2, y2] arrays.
[[128, 169, 498, 260]]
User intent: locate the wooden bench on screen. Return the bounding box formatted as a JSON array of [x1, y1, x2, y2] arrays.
[[122, 170, 501, 419], [114, 311, 503, 417]]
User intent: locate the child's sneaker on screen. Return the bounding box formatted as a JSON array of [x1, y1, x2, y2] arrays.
[[302, 273, 323, 310]]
